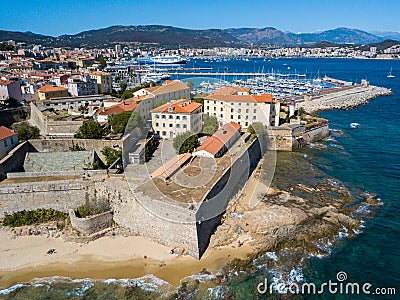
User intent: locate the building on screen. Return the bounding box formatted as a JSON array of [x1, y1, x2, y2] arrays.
[[38, 85, 69, 100], [41, 94, 116, 111], [67, 75, 98, 97], [93, 102, 138, 123], [193, 122, 241, 158], [204, 87, 280, 128], [90, 71, 112, 94], [133, 80, 190, 107], [0, 126, 18, 160], [151, 99, 202, 139], [0, 79, 22, 103]]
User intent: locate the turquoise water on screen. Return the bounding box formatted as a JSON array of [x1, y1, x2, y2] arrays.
[[1, 58, 399, 299]]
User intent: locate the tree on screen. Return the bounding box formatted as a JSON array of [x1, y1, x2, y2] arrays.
[[297, 107, 306, 117], [247, 122, 266, 136], [75, 120, 103, 139], [98, 57, 107, 68], [101, 146, 122, 167], [192, 98, 204, 105], [203, 114, 219, 135], [173, 132, 200, 154], [110, 111, 145, 134], [78, 105, 88, 114], [11, 122, 40, 141], [186, 80, 194, 89], [119, 81, 127, 93]]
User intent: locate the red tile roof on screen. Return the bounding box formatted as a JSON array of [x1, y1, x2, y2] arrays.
[[38, 85, 68, 93], [95, 102, 138, 116], [151, 99, 202, 114], [0, 126, 17, 141], [195, 122, 241, 156], [213, 86, 250, 95], [151, 153, 192, 179]]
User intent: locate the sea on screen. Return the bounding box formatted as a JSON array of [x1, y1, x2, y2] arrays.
[[1, 58, 399, 299]]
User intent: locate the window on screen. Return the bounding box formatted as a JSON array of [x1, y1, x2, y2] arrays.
[[182, 116, 187, 120], [162, 131, 166, 136], [246, 103, 249, 106], [155, 123, 159, 127], [162, 123, 166, 127], [220, 114, 223, 117], [238, 109, 241, 113], [4, 140, 7, 147], [230, 115, 233, 119], [245, 115, 249, 120], [214, 107, 216, 111], [155, 114, 160, 119], [176, 115, 180, 120], [238, 103, 241, 106], [238, 115, 241, 119], [253, 116, 257, 120], [220, 107, 223, 111], [161, 114, 166, 119], [220, 101, 223, 105], [231, 108, 234, 112], [254, 109, 257, 113], [176, 124, 180, 128], [246, 109, 249, 113], [169, 124, 173, 127], [10, 136, 14, 144], [169, 115, 173, 119], [206, 106, 209, 110], [183, 124, 187, 128], [245, 122, 248, 126]]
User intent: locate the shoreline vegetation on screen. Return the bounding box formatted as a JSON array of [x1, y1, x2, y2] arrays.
[[0, 83, 391, 291]]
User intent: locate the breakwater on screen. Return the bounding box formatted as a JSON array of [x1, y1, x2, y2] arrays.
[[298, 85, 392, 113]]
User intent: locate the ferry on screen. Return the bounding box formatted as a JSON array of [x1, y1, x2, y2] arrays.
[[137, 55, 188, 65]]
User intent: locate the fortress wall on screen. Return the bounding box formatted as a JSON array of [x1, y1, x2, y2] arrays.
[[0, 141, 35, 180], [29, 139, 123, 162], [0, 179, 94, 216], [69, 209, 113, 235], [303, 123, 330, 143], [196, 137, 264, 257], [94, 178, 200, 258]]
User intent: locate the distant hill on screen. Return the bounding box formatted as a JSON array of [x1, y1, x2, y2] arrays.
[[226, 27, 299, 45], [369, 31, 400, 41], [55, 25, 241, 48], [357, 39, 400, 51], [0, 25, 398, 48], [288, 27, 384, 45], [0, 30, 53, 44]]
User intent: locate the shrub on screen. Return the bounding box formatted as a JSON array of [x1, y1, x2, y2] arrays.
[[75, 200, 110, 218], [2, 209, 67, 227]]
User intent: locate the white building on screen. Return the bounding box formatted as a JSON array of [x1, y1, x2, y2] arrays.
[[0, 126, 18, 160], [151, 99, 202, 139], [204, 87, 280, 128], [67, 74, 98, 97]]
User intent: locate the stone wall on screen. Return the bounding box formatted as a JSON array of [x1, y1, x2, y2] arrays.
[[94, 178, 200, 258], [29, 102, 83, 137], [29, 138, 123, 162], [69, 209, 113, 235], [195, 137, 264, 257], [0, 178, 95, 216], [0, 141, 35, 180], [7, 170, 107, 178], [303, 123, 330, 143]]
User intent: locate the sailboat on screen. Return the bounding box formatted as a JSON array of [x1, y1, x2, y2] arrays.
[[387, 67, 395, 78]]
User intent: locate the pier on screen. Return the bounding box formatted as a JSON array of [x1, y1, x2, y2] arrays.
[[171, 72, 277, 77]]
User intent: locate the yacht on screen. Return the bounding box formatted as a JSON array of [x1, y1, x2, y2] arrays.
[[387, 67, 395, 78], [137, 55, 188, 65]]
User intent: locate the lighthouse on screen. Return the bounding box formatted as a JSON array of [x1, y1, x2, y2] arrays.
[[289, 98, 295, 117]]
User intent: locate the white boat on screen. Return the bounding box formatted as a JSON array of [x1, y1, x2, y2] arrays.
[[387, 67, 395, 78], [137, 55, 188, 65]]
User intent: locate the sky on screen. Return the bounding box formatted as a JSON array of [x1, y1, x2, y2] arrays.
[[1, 0, 399, 36]]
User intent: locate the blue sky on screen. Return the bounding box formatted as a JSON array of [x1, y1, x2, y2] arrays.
[[1, 0, 399, 36]]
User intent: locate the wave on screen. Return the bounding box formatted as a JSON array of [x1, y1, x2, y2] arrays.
[[350, 122, 361, 128]]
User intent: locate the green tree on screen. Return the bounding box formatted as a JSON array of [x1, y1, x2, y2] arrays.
[[247, 122, 266, 136], [75, 120, 104, 139], [110, 111, 145, 133], [119, 81, 127, 93], [173, 132, 200, 154], [11, 122, 40, 141], [78, 105, 88, 114], [203, 114, 219, 135], [192, 98, 204, 105], [98, 57, 107, 68], [101, 146, 122, 167], [297, 107, 306, 117], [186, 80, 194, 89]]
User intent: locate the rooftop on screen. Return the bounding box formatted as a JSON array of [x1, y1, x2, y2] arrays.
[[0, 126, 17, 141], [38, 85, 68, 93], [205, 93, 275, 103], [151, 99, 202, 114], [94, 102, 138, 116]]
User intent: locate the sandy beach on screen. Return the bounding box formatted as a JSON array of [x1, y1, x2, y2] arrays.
[[0, 228, 253, 289]]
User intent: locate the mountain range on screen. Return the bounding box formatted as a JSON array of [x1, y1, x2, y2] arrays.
[[0, 25, 398, 48]]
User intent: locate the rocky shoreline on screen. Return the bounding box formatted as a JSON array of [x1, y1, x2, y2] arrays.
[[298, 85, 392, 113]]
